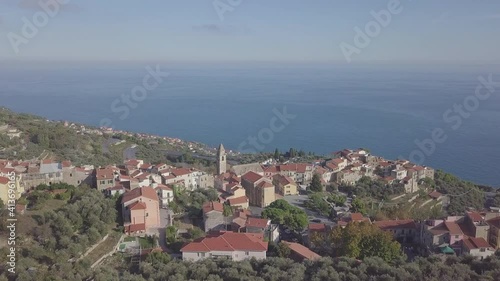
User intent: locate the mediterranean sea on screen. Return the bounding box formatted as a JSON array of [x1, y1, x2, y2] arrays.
[[0, 62, 499, 187]]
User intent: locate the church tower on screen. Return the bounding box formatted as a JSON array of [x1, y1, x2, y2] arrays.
[[217, 143, 226, 175]]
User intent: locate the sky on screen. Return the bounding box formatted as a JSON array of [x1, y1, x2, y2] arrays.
[[0, 0, 499, 63]]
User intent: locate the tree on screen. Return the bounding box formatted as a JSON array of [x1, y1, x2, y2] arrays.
[[165, 225, 177, 244], [351, 198, 366, 214], [222, 203, 233, 217], [262, 199, 307, 231], [274, 148, 280, 160], [308, 174, 323, 192], [325, 222, 403, 263]]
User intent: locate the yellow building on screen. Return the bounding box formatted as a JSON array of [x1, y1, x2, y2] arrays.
[[487, 217, 500, 249], [273, 174, 298, 196], [241, 171, 275, 208]]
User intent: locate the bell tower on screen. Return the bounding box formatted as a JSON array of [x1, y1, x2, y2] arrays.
[[217, 143, 226, 175]]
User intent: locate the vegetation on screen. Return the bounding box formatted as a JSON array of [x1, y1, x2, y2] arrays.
[[434, 170, 486, 215], [339, 176, 405, 200], [312, 222, 403, 263], [308, 174, 323, 192], [262, 199, 308, 231], [304, 193, 331, 217], [89, 253, 500, 281], [0, 184, 117, 280]]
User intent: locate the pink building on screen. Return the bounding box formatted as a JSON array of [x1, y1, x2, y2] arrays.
[[122, 186, 160, 235]]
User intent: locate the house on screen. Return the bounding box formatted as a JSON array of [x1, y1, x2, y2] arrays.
[[162, 168, 214, 191], [283, 241, 321, 262], [63, 165, 93, 187], [96, 167, 116, 191], [105, 184, 126, 197], [338, 213, 371, 227], [154, 184, 174, 208], [241, 171, 275, 208], [203, 201, 225, 232], [374, 219, 418, 243], [306, 223, 328, 247], [121, 186, 160, 235], [245, 217, 279, 243], [0, 176, 12, 207], [228, 196, 249, 209], [180, 231, 268, 261], [272, 174, 298, 196], [461, 237, 495, 259], [486, 216, 500, 249], [245, 217, 270, 233]]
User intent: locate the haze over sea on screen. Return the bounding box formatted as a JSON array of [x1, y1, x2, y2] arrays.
[[0, 62, 499, 187]]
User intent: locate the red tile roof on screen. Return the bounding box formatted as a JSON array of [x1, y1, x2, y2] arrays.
[[121, 186, 159, 203], [181, 231, 268, 253], [96, 167, 115, 180], [374, 219, 417, 230], [273, 174, 296, 186], [462, 237, 491, 250], [283, 241, 321, 261], [129, 201, 147, 210], [487, 216, 500, 228], [428, 191, 442, 199], [228, 196, 249, 206], [126, 223, 146, 233], [61, 161, 72, 168], [467, 211, 484, 222], [350, 213, 365, 221], [308, 223, 327, 232], [155, 184, 173, 191], [242, 171, 263, 183], [0, 176, 9, 184], [171, 168, 192, 177], [257, 181, 274, 189], [444, 221, 464, 235], [245, 217, 269, 229], [203, 201, 223, 214]]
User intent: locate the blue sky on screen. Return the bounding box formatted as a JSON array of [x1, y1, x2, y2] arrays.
[[0, 0, 499, 62]]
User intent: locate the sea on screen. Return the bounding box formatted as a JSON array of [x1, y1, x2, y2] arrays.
[[0, 61, 499, 187]]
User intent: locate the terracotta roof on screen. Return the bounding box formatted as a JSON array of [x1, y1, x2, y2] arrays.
[[121, 186, 159, 203], [171, 168, 192, 177], [374, 219, 417, 230], [126, 223, 146, 233], [96, 168, 115, 180], [257, 181, 274, 189], [350, 213, 365, 221], [283, 241, 321, 261], [245, 217, 269, 229], [155, 184, 173, 191], [0, 176, 9, 184], [487, 216, 500, 229], [140, 163, 153, 169], [428, 224, 449, 236], [273, 174, 296, 186], [308, 223, 327, 232], [428, 191, 442, 199], [467, 211, 484, 222], [203, 201, 223, 214], [228, 196, 249, 206], [61, 161, 72, 168], [129, 201, 147, 210], [444, 221, 464, 235], [462, 237, 491, 250], [41, 159, 53, 164], [181, 231, 268, 253], [242, 171, 263, 183], [125, 159, 141, 166]]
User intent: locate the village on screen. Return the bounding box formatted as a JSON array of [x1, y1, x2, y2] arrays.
[[1, 138, 500, 266]]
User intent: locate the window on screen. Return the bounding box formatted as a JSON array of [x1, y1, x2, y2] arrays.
[[245, 252, 249, 255], [146, 213, 149, 217], [455, 235, 459, 239], [480, 248, 486, 252]]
